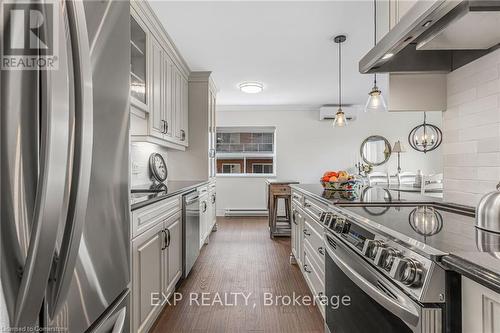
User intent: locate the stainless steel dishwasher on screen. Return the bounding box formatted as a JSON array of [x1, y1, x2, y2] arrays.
[[183, 191, 200, 278]]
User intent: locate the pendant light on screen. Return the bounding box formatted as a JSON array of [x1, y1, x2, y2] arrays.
[[408, 112, 443, 153], [333, 34, 347, 127], [365, 0, 387, 112]]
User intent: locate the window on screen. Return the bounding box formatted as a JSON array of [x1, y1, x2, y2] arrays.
[[221, 163, 241, 174], [216, 127, 276, 176], [252, 163, 273, 174]]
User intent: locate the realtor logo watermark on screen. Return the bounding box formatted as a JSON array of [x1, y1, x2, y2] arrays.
[[1, 0, 58, 70]]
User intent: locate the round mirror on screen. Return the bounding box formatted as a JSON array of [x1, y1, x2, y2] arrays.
[[360, 135, 392, 166]]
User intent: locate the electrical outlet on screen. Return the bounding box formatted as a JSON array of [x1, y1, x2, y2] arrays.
[[132, 162, 140, 175]]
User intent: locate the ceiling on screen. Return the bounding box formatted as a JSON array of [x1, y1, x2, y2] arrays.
[[150, 1, 385, 106]]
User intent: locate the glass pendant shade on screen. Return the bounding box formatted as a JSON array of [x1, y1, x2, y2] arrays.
[[333, 109, 347, 127], [365, 85, 387, 112], [365, 0, 387, 113]]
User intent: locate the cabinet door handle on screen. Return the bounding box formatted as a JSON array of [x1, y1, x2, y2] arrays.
[[211, 194, 216, 204], [318, 247, 325, 256], [165, 121, 169, 134], [181, 129, 186, 141], [303, 229, 311, 236], [292, 211, 298, 225], [166, 229, 171, 247], [304, 202, 311, 208], [161, 230, 167, 250], [202, 201, 207, 212], [303, 264, 312, 273]]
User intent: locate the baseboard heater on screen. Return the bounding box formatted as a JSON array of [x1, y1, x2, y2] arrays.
[[224, 209, 268, 217]]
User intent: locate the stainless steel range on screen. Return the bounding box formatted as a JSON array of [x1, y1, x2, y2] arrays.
[[321, 203, 469, 333]]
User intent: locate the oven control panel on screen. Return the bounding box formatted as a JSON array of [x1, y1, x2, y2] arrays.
[[320, 210, 444, 303]]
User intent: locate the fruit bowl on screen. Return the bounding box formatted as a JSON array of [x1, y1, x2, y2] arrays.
[[322, 189, 359, 200], [320, 179, 360, 191], [320, 170, 360, 191]]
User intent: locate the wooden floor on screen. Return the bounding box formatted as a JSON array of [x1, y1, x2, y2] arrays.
[[151, 217, 324, 333]]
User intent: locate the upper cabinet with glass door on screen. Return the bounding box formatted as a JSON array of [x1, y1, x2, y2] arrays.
[[130, 13, 148, 110], [129, 2, 191, 150]]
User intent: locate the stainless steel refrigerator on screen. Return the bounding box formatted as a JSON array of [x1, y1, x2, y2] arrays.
[[1, 1, 130, 332]]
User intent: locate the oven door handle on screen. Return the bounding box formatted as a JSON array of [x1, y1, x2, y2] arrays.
[[324, 235, 420, 329]]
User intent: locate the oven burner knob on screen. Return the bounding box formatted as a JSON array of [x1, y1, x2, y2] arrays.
[[333, 218, 345, 233], [362, 240, 385, 260], [374, 247, 400, 271], [391, 258, 424, 287]]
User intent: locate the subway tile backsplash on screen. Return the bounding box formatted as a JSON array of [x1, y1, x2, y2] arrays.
[[443, 49, 500, 206], [130, 142, 168, 188]]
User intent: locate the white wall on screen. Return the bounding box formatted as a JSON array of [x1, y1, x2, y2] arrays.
[[443, 49, 500, 206], [216, 106, 443, 215]]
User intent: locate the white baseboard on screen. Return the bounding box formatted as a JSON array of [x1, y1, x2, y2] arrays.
[[223, 208, 268, 217]]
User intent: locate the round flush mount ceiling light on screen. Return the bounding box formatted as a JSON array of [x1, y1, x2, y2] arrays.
[[239, 81, 264, 94]]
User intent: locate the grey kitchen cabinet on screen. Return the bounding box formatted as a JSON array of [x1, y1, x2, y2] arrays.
[[131, 196, 183, 333], [163, 53, 173, 139], [130, 10, 148, 110], [173, 66, 182, 142], [149, 36, 165, 140], [389, 0, 418, 30], [199, 191, 209, 248], [291, 189, 326, 319], [129, 1, 189, 150], [462, 276, 500, 333], [167, 72, 217, 181], [181, 78, 189, 145], [208, 181, 217, 231], [164, 212, 182, 294], [131, 221, 164, 333], [291, 208, 303, 267]]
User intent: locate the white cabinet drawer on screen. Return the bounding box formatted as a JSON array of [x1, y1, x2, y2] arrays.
[[303, 219, 325, 268], [304, 215, 324, 238], [303, 197, 324, 222], [131, 196, 181, 239], [302, 251, 325, 318], [303, 236, 325, 277], [292, 190, 304, 208]]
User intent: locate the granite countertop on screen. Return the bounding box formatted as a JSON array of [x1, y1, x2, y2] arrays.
[[131, 180, 209, 211], [442, 253, 500, 294], [290, 183, 440, 206], [291, 183, 500, 293]]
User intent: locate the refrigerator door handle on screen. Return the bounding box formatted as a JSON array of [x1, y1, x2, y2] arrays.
[[47, 0, 94, 318], [110, 307, 127, 333], [13, 2, 72, 327]]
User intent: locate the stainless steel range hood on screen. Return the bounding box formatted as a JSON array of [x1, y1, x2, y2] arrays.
[[359, 0, 500, 74]]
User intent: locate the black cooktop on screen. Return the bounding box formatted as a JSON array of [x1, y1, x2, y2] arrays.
[[339, 204, 497, 255]]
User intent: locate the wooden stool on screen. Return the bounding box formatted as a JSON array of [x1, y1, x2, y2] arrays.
[[270, 194, 292, 238], [266, 180, 298, 239]]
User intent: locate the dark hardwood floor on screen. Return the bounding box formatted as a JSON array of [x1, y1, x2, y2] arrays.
[[151, 217, 324, 333]]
